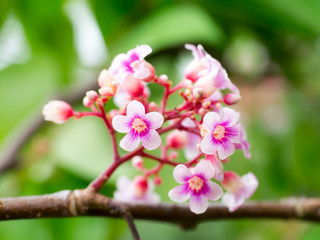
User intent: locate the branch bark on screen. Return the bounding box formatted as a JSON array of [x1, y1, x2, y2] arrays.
[[1, 189, 320, 228]]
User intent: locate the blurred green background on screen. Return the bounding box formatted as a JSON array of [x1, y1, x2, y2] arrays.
[[0, 0, 320, 239]]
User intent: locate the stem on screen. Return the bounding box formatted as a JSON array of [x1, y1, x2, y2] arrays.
[[97, 103, 119, 160], [140, 152, 177, 166]]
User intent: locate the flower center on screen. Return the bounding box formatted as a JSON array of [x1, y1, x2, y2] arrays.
[[188, 176, 204, 192], [213, 125, 226, 140], [132, 118, 147, 133]]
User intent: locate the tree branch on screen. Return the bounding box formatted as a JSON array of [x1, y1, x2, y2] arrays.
[[1, 189, 320, 227]]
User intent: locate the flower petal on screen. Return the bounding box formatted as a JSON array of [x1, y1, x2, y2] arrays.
[[173, 164, 193, 184], [112, 115, 131, 133], [204, 181, 223, 201], [241, 172, 258, 199], [203, 112, 220, 131], [184, 133, 201, 160], [135, 44, 152, 59], [126, 100, 145, 118], [133, 65, 149, 79], [217, 140, 235, 160], [181, 118, 196, 128], [222, 107, 239, 126], [222, 192, 244, 212], [116, 175, 132, 190], [193, 160, 215, 180], [200, 134, 218, 155], [140, 129, 161, 150], [144, 112, 164, 130], [168, 184, 190, 203], [189, 194, 208, 214], [119, 130, 140, 152]]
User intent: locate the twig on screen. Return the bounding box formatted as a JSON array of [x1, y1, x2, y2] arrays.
[[1, 189, 320, 226], [122, 210, 141, 240]]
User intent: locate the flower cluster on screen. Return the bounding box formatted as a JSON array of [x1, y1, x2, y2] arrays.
[[42, 44, 258, 214]]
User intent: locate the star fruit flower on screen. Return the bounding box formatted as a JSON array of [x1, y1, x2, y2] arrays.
[[168, 160, 223, 214], [112, 100, 164, 151], [200, 107, 241, 159]]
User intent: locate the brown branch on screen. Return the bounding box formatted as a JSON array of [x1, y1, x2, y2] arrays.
[[1, 189, 320, 227]]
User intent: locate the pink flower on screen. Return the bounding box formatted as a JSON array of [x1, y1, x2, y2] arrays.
[[168, 160, 223, 214], [112, 100, 164, 151], [205, 154, 224, 182], [166, 130, 188, 149], [185, 44, 240, 98], [234, 126, 251, 159], [221, 171, 258, 212], [200, 107, 241, 159], [114, 175, 160, 204], [42, 100, 74, 124], [109, 45, 155, 83]]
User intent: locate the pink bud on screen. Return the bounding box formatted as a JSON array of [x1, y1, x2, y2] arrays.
[[83, 96, 93, 107], [223, 93, 242, 105], [149, 102, 159, 111], [157, 74, 169, 85], [86, 90, 98, 102], [139, 61, 156, 82], [109, 109, 120, 118], [132, 156, 144, 170], [182, 79, 193, 89], [99, 86, 115, 97], [202, 100, 211, 109], [98, 69, 117, 88], [168, 151, 178, 160], [132, 176, 149, 198], [198, 107, 207, 116], [193, 87, 205, 99], [166, 130, 188, 149], [154, 175, 162, 185], [122, 75, 144, 98], [42, 100, 73, 124], [193, 75, 217, 97]]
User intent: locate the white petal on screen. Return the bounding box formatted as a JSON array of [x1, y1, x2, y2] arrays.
[[181, 118, 196, 128], [189, 194, 208, 214], [217, 140, 235, 160], [136, 44, 152, 59], [203, 112, 220, 131], [222, 193, 244, 212], [200, 134, 218, 155], [112, 115, 131, 133], [168, 185, 190, 203], [144, 112, 164, 130], [204, 181, 223, 201], [126, 100, 145, 118], [140, 130, 161, 150], [133, 66, 149, 79], [116, 175, 132, 190], [222, 107, 239, 126], [184, 134, 201, 160], [241, 172, 258, 199], [173, 164, 193, 184], [119, 131, 140, 152], [193, 160, 215, 180]]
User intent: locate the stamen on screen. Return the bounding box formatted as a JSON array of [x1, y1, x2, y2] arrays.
[[132, 118, 147, 133], [188, 176, 204, 192], [213, 125, 226, 140]]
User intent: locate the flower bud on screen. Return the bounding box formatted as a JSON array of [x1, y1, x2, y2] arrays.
[[132, 176, 149, 198], [42, 100, 74, 124], [184, 59, 207, 82], [86, 90, 98, 102], [157, 74, 169, 85], [223, 93, 242, 105], [140, 61, 156, 82], [149, 102, 159, 111], [122, 75, 144, 98], [154, 175, 162, 185], [221, 171, 243, 193], [83, 96, 93, 107], [99, 86, 115, 97], [193, 87, 205, 99], [109, 109, 120, 118], [98, 69, 117, 88], [202, 100, 211, 109], [198, 107, 207, 116], [193, 74, 217, 97], [132, 156, 144, 170], [166, 130, 188, 149], [168, 151, 178, 160]]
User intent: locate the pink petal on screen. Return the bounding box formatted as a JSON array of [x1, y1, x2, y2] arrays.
[[203, 112, 220, 131], [181, 118, 196, 128], [200, 134, 218, 155], [112, 115, 131, 133], [135, 44, 152, 59], [184, 133, 201, 160], [133, 66, 149, 79], [116, 175, 132, 190], [168, 185, 190, 203], [113, 89, 130, 108], [140, 129, 161, 150], [207, 89, 223, 102], [222, 107, 239, 126], [217, 140, 235, 160], [109, 53, 127, 75], [204, 181, 223, 201], [120, 131, 140, 152], [144, 112, 164, 130], [225, 124, 241, 143], [173, 164, 193, 184], [126, 100, 145, 117], [222, 192, 244, 212], [189, 194, 208, 214], [241, 172, 258, 199], [193, 160, 215, 180]]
